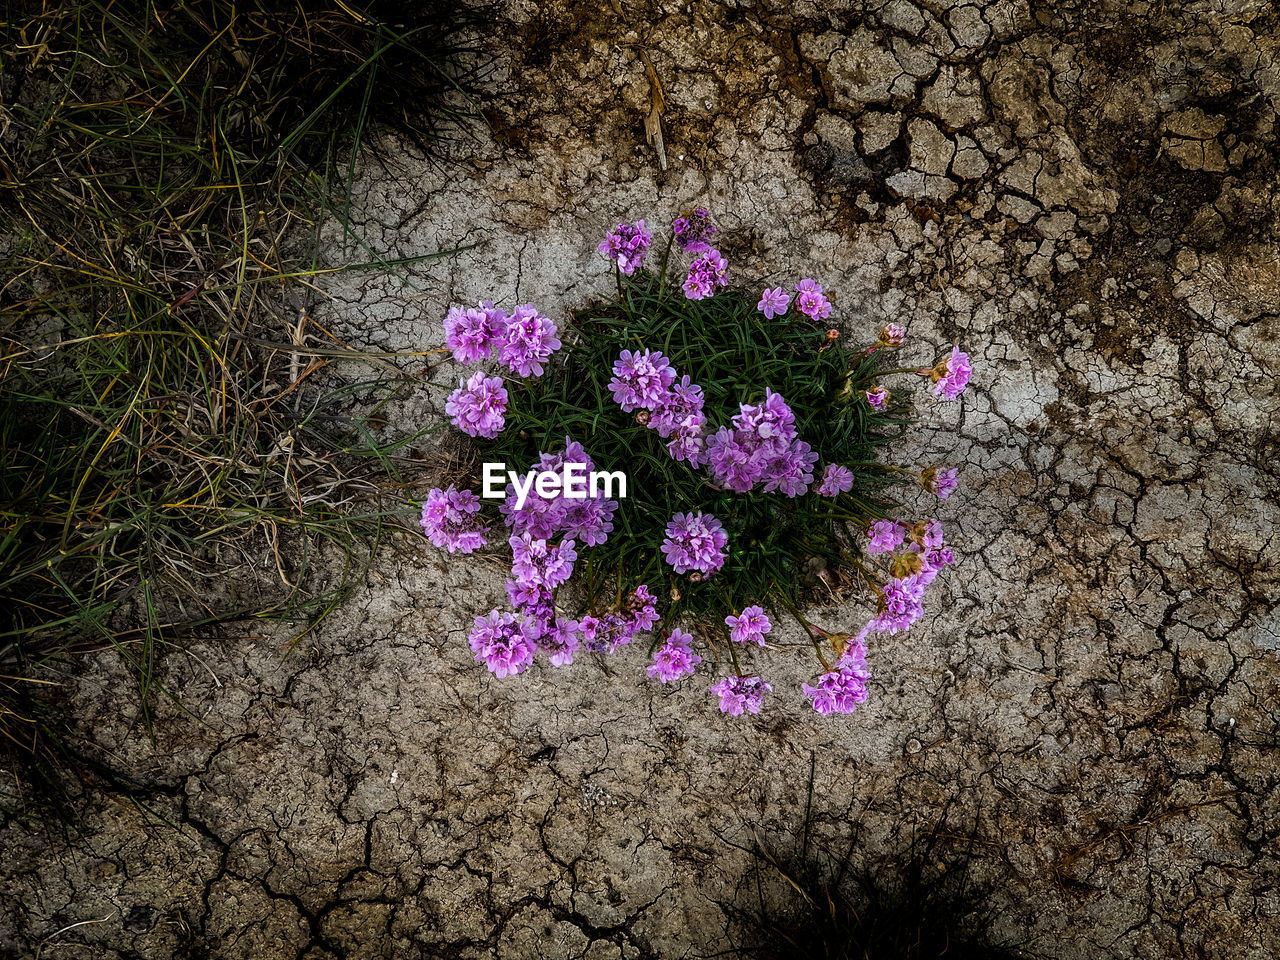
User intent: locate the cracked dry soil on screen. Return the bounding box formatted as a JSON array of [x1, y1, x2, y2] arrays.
[[4, 0, 1280, 957]]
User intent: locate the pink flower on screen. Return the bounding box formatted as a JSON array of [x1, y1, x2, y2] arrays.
[[733, 390, 797, 456], [609, 348, 676, 412], [794, 278, 832, 321], [673, 209, 717, 252], [626, 585, 660, 633], [725, 606, 771, 645], [510, 533, 577, 591], [803, 641, 872, 715], [647, 628, 702, 683], [420, 486, 488, 554], [445, 370, 508, 439], [667, 427, 706, 466], [908, 521, 955, 588], [710, 675, 772, 715], [880, 323, 906, 347], [540, 618, 581, 667], [651, 376, 705, 437], [922, 467, 958, 500], [443, 304, 505, 365], [932, 346, 972, 401], [468, 610, 537, 678], [598, 220, 652, 275], [761, 440, 818, 498], [499, 304, 561, 377], [872, 576, 927, 634], [683, 249, 728, 300], [817, 464, 854, 497], [867, 519, 904, 555], [661, 511, 729, 576], [865, 385, 889, 411], [757, 287, 790, 319]]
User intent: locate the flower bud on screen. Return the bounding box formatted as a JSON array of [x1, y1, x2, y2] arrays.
[[879, 323, 906, 347]]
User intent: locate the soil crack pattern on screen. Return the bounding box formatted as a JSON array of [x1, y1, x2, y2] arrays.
[[3, 1, 1279, 957]]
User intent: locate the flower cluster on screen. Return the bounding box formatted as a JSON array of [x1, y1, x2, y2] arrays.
[[501, 304, 562, 377], [867, 519, 904, 555], [599, 220, 652, 275], [444, 301, 561, 378], [647, 628, 702, 683], [651, 376, 708, 465], [511, 533, 577, 591], [580, 585, 660, 654], [605, 350, 845, 502], [880, 323, 906, 347], [661, 511, 729, 577], [726, 606, 771, 645], [705, 391, 817, 497], [710, 675, 772, 715], [794, 278, 832, 322], [683, 249, 728, 300], [858, 520, 955, 639], [789, 517, 957, 718], [759, 279, 834, 322], [609, 349, 676, 412], [461, 437, 657, 673], [468, 611, 538, 678], [446, 371, 508, 439], [420, 486, 487, 554], [802, 638, 871, 715], [499, 438, 619, 546], [673, 208, 718, 252], [538, 617, 582, 667], [443, 302, 506, 365], [606, 349, 709, 465]]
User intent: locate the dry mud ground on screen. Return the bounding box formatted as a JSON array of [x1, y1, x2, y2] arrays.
[[4, 0, 1280, 957]]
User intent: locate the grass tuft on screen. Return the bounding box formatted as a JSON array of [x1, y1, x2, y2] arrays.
[[0, 0, 491, 804]]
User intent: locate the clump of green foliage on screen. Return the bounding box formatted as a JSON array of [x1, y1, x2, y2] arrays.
[[486, 269, 906, 635]]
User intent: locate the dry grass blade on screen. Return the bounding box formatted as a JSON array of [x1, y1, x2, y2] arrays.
[[0, 0, 494, 809]]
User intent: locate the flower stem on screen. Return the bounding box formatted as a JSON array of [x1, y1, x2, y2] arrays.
[[657, 233, 675, 299], [842, 461, 918, 475], [871, 366, 930, 377], [726, 632, 743, 676], [775, 591, 817, 638], [615, 266, 634, 322]]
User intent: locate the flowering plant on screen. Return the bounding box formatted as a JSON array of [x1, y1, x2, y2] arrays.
[[423, 211, 971, 718]]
